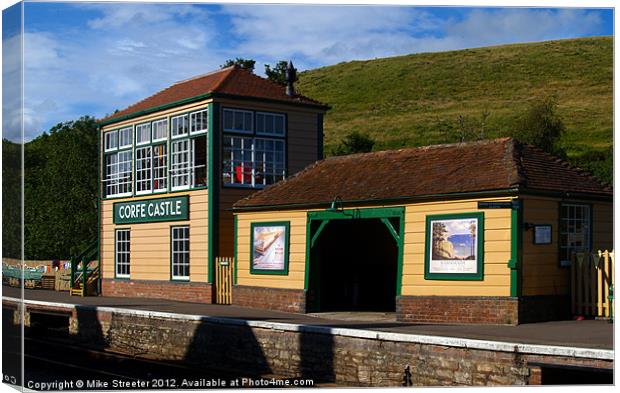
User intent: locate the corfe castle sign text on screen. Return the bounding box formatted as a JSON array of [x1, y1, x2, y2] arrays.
[[113, 196, 189, 224]]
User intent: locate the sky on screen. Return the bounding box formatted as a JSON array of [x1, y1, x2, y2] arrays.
[[1, 1, 614, 141]]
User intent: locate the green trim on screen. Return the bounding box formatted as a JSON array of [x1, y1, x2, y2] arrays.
[[308, 206, 404, 221], [97, 126, 102, 293], [97, 92, 328, 128], [170, 225, 191, 281], [304, 206, 405, 297], [310, 220, 329, 248], [424, 212, 485, 281], [234, 188, 520, 212], [381, 217, 400, 243], [509, 199, 523, 296], [249, 221, 291, 275], [233, 214, 238, 284], [207, 102, 220, 283]]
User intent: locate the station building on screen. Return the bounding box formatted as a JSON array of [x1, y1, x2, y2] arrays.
[[232, 138, 612, 324], [97, 65, 329, 302]]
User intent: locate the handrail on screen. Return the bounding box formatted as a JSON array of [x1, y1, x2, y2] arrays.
[[70, 240, 99, 295]]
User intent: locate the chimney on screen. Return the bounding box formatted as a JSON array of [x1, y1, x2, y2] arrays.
[[285, 60, 297, 97]]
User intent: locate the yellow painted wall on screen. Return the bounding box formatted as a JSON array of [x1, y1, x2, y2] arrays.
[[101, 190, 209, 282], [236, 197, 514, 296], [401, 198, 513, 297], [521, 196, 613, 296], [236, 210, 308, 290]]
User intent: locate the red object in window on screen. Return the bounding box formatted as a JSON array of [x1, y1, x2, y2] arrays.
[[154, 179, 158, 189], [235, 164, 252, 184]]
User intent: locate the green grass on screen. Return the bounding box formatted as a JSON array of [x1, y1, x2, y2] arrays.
[[297, 37, 613, 164]]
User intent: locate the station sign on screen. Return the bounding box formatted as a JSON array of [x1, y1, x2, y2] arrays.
[[113, 196, 189, 224]]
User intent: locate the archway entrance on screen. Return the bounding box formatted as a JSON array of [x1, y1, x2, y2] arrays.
[[305, 207, 404, 313]]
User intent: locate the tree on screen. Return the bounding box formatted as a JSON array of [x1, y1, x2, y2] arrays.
[[264, 61, 297, 85], [220, 58, 256, 72], [2, 139, 22, 258], [511, 96, 566, 157], [332, 131, 375, 156], [24, 116, 99, 259]]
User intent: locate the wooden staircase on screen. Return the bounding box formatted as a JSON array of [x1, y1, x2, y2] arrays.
[[70, 241, 100, 297]]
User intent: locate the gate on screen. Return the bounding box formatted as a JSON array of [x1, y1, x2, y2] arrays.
[[571, 250, 614, 319], [215, 257, 233, 305]]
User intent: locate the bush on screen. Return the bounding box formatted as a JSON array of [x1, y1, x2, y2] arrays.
[[332, 131, 376, 156]]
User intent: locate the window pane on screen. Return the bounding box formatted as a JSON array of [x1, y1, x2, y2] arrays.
[[224, 109, 253, 133], [119, 127, 133, 148], [115, 229, 130, 278], [172, 114, 189, 137], [559, 204, 592, 266], [171, 140, 190, 188], [152, 119, 168, 141], [136, 147, 152, 193], [153, 144, 167, 191], [190, 109, 208, 134], [171, 226, 190, 279], [105, 131, 118, 151], [136, 123, 151, 145], [192, 136, 207, 187]]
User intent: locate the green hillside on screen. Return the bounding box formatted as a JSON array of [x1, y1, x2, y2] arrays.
[[297, 37, 612, 167]]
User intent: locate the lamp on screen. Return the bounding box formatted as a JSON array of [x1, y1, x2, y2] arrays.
[[327, 196, 343, 212]]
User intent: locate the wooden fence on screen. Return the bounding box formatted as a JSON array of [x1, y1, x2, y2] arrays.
[[571, 250, 614, 318], [215, 257, 234, 305]]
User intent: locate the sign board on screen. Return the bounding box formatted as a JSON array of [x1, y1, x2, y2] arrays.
[[477, 201, 514, 209], [534, 225, 552, 245], [113, 196, 189, 224]]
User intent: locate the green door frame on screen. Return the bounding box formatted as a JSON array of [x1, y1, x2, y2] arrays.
[[304, 206, 406, 306]]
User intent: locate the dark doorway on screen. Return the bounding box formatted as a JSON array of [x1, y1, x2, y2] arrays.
[[308, 218, 398, 312]]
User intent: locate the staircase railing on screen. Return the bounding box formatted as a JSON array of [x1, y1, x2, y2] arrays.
[[70, 241, 99, 296]]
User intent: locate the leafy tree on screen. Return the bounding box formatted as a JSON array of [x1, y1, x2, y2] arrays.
[[569, 146, 613, 186], [264, 61, 297, 85], [332, 131, 375, 156], [2, 139, 22, 258], [511, 96, 566, 157], [220, 58, 256, 72], [24, 116, 99, 259]]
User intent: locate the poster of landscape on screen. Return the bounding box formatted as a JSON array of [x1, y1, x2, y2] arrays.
[[429, 217, 479, 274]]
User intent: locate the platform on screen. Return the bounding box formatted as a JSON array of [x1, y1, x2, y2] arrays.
[[2, 285, 613, 350]]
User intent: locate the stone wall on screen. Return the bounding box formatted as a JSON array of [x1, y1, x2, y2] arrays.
[[232, 285, 306, 313], [8, 299, 611, 387], [102, 279, 212, 303]]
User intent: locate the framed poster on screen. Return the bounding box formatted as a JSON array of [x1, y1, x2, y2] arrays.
[[250, 221, 290, 275], [424, 212, 484, 280], [534, 224, 552, 245]]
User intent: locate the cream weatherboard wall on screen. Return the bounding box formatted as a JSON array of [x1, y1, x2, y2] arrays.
[[101, 190, 209, 282], [235, 210, 308, 290], [235, 196, 514, 297], [401, 197, 513, 297]]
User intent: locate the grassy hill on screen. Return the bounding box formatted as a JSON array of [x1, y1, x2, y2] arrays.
[[297, 36, 612, 172]]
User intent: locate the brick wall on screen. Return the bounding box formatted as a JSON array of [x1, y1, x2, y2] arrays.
[[233, 285, 306, 313], [397, 296, 519, 325], [102, 279, 212, 303]]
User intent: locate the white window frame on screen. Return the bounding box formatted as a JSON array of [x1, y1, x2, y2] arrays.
[[116, 150, 133, 197], [190, 109, 209, 135], [152, 143, 168, 193], [559, 203, 592, 267], [171, 139, 191, 191], [104, 130, 118, 152], [171, 226, 190, 281], [118, 126, 133, 149], [135, 123, 151, 146], [222, 136, 285, 188], [254, 137, 286, 187], [135, 146, 152, 195], [152, 119, 168, 142], [223, 108, 253, 134], [115, 229, 131, 279], [171, 114, 189, 139], [256, 111, 286, 137]]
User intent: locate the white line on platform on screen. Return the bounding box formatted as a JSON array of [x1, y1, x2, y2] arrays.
[[3, 296, 613, 361]]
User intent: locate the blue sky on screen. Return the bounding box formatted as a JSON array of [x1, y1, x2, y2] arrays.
[[1, 1, 614, 141]]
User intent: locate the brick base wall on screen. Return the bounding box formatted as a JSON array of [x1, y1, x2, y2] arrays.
[[102, 279, 212, 303], [233, 285, 306, 313], [397, 296, 519, 325]]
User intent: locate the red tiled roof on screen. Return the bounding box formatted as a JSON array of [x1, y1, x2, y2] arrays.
[[234, 138, 612, 209], [100, 66, 328, 124]]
